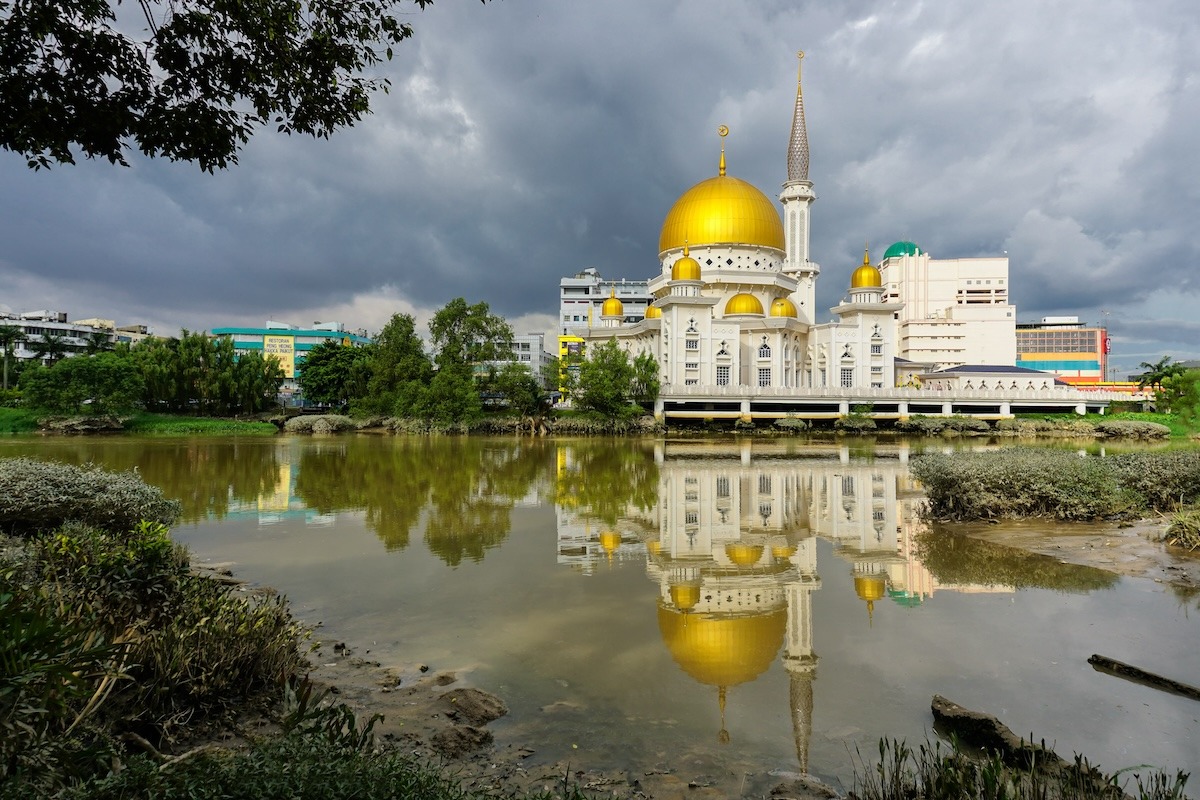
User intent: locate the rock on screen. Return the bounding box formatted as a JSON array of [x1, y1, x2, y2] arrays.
[[931, 695, 1063, 769], [439, 687, 508, 726], [431, 724, 493, 757], [770, 775, 841, 799]]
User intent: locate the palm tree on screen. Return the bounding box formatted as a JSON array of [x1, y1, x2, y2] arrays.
[[0, 324, 22, 390], [29, 332, 70, 365], [84, 330, 114, 354], [1137, 356, 1187, 388]]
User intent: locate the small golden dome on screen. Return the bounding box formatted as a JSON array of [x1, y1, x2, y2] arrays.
[[672, 256, 702, 281], [725, 542, 765, 567], [850, 246, 882, 289], [601, 290, 624, 317], [669, 583, 701, 611], [644, 305, 662, 319], [771, 544, 796, 560], [660, 175, 785, 254], [769, 297, 798, 318], [854, 573, 887, 603], [724, 293, 764, 316], [599, 529, 622, 554]]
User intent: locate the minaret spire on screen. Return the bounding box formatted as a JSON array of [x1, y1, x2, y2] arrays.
[[718, 125, 728, 176], [786, 51, 810, 184]]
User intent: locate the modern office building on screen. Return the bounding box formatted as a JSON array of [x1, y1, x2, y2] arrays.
[[0, 310, 114, 364], [210, 320, 372, 404], [560, 268, 652, 333], [1016, 317, 1108, 384], [877, 244, 1017, 368]]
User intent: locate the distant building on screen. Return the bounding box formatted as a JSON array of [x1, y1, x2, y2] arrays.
[[878, 244, 1017, 368], [210, 320, 371, 404], [1016, 316, 1108, 384], [1, 311, 113, 364], [559, 268, 652, 333]]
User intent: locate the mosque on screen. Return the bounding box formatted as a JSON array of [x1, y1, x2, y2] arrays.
[[567, 54, 1104, 419]]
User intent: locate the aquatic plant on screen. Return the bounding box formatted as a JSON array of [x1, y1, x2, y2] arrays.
[[1163, 510, 1200, 551], [0, 458, 181, 536]]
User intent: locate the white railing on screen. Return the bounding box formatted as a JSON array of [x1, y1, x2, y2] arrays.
[[658, 385, 1132, 403]]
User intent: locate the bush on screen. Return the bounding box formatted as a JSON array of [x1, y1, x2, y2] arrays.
[[1109, 450, 1200, 510], [0, 458, 180, 536], [896, 415, 989, 435], [836, 413, 877, 433], [283, 414, 356, 434], [774, 417, 809, 432], [1163, 510, 1200, 551]]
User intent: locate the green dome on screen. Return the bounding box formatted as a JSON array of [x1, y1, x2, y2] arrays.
[[882, 241, 923, 260]]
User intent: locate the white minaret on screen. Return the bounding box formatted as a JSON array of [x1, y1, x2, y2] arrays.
[[780, 51, 819, 324]]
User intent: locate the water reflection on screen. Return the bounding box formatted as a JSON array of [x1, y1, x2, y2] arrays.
[[554, 440, 1122, 773]]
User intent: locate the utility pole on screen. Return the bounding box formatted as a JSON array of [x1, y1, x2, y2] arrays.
[[1100, 310, 1111, 381]]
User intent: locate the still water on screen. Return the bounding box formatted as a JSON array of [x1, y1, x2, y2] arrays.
[[3, 435, 1197, 790]]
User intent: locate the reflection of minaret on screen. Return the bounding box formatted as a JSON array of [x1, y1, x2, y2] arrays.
[[783, 536, 820, 773]]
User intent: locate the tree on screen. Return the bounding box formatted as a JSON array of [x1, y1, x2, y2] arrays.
[[298, 340, 371, 408], [20, 352, 143, 415], [495, 361, 546, 419], [361, 313, 432, 417], [1156, 369, 1200, 422], [0, 323, 21, 390], [428, 298, 513, 372], [28, 331, 69, 364], [630, 350, 660, 405], [1137, 356, 1187, 389], [576, 338, 638, 420], [83, 330, 114, 355], [1, 0, 482, 171]]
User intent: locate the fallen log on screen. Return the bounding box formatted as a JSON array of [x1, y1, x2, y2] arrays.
[[930, 695, 1063, 770], [1087, 654, 1200, 702]]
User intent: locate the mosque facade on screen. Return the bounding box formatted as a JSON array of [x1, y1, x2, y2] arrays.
[[573, 54, 1023, 397]]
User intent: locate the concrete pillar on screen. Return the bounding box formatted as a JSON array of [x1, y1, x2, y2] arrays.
[[898, 401, 908, 415], [838, 401, 850, 415], [1075, 403, 1086, 416], [942, 402, 953, 415], [1000, 402, 1011, 416], [654, 397, 664, 419]]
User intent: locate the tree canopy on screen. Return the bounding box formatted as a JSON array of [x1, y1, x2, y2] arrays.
[[575, 338, 658, 420], [0, 0, 479, 171]]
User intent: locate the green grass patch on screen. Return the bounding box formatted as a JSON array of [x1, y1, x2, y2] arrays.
[[122, 412, 277, 436], [0, 407, 38, 433], [1017, 411, 1197, 438]]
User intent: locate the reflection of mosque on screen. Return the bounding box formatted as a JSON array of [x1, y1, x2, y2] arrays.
[[554, 441, 1011, 772], [226, 445, 335, 527]]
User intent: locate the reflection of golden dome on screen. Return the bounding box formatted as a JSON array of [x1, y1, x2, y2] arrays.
[[644, 305, 662, 319], [771, 545, 796, 560], [601, 291, 624, 317], [658, 605, 786, 687], [850, 247, 882, 289], [659, 175, 785, 254], [725, 293, 764, 316], [725, 542, 764, 567], [669, 583, 701, 611], [599, 529, 622, 555], [854, 574, 887, 602], [646, 539, 662, 555], [769, 297, 799, 318]]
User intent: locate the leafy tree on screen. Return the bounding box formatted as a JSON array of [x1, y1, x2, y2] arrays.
[[1, 0, 483, 171], [576, 338, 639, 420], [495, 361, 546, 419], [1137, 355, 1187, 389], [428, 297, 513, 372], [630, 350, 660, 405], [1156, 369, 1200, 422], [360, 313, 432, 417], [416, 366, 482, 426], [298, 340, 371, 407], [28, 331, 70, 365], [128, 331, 282, 414], [0, 323, 22, 389], [83, 330, 114, 355], [20, 352, 143, 414]]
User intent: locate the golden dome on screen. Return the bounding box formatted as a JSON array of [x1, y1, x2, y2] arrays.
[[769, 297, 799, 318], [601, 290, 624, 317], [724, 293, 764, 316], [672, 255, 703, 282], [854, 573, 887, 603], [658, 605, 786, 687], [771, 544, 796, 560], [669, 583, 701, 611], [725, 542, 765, 567], [644, 305, 662, 319], [599, 529, 622, 555], [659, 175, 785, 254], [850, 246, 882, 289]]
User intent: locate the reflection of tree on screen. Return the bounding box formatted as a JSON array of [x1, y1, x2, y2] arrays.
[[555, 441, 659, 525], [423, 440, 551, 566], [294, 441, 433, 551], [916, 528, 1119, 592], [0, 440, 281, 522]]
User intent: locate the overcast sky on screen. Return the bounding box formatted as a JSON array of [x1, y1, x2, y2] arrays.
[[2, 0, 1197, 375]]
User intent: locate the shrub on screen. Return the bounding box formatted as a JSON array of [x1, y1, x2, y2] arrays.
[[896, 415, 988, 435], [0, 459, 181, 536], [774, 417, 809, 432], [283, 414, 356, 434], [1110, 450, 1200, 510], [1163, 510, 1200, 551], [836, 413, 877, 433]]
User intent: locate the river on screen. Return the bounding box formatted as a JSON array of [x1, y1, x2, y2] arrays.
[[3, 434, 1197, 792]]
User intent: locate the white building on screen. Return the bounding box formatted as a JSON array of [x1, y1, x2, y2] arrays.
[[0, 311, 114, 364], [878, 243, 1016, 368], [560, 268, 652, 334]]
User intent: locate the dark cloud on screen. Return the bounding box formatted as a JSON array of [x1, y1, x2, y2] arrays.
[[1, 0, 1196, 374]]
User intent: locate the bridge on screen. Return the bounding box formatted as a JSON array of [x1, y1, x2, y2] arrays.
[[653, 385, 1136, 422]]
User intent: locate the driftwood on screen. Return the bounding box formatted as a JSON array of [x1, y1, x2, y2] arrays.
[[1088, 654, 1200, 702]]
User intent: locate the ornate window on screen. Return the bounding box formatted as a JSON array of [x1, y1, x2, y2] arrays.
[[758, 368, 771, 387], [840, 367, 854, 388], [716, 365, 731, 386], [758, 343, 771, 359]]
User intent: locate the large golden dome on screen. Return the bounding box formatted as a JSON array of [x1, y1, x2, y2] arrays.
[[659, 175, 785, 254], [658, 605, 786, 687]]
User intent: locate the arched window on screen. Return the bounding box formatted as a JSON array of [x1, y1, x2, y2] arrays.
[[759, 343, 771, 359]]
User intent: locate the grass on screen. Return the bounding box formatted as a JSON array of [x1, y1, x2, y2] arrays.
[[1163, 510, 1200, 551], [0, 407, 38, 433], [122, 412, 278, 436], [1016, 411, 1197, 438]]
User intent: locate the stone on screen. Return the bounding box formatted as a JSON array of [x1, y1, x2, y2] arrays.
[[439, 687, 508, 726]]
